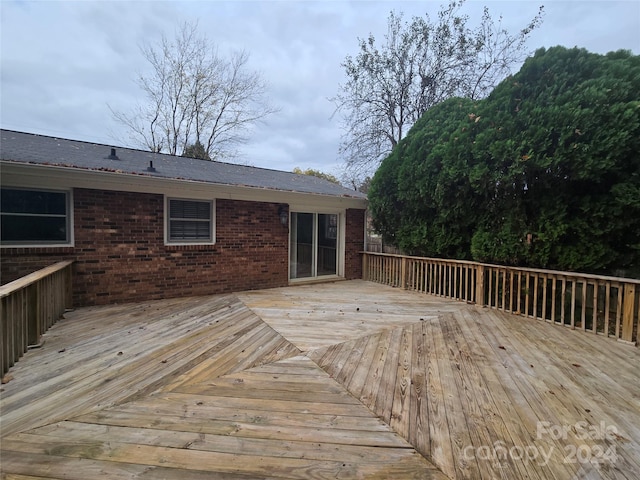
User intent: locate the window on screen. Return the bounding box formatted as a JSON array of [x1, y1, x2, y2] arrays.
[[166, 198, 214, 244], [1, 188, 72, 246]]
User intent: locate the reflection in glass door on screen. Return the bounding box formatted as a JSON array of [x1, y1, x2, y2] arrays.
[[290, 212, 314, 279], [317, 214, 337, 276], [290, 212, 338, 280]]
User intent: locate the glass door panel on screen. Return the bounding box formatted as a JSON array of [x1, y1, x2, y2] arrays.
[[290, 212, 314, 279], [317, 214, 337, 276]]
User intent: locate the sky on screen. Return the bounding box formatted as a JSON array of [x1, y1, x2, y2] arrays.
[[1, 1, 639, 178]]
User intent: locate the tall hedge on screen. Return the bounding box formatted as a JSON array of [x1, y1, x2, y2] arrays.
[[369, 47, 640, 274]]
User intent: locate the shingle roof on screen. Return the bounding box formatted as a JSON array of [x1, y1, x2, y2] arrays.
[[0, 130, 366, 199]]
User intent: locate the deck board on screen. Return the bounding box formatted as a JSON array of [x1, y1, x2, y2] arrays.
[[1, 280, 639, 479], [3, 355, 441, 478]]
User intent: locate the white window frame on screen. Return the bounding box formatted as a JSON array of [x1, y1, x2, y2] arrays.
[[0, 187, 74, 248], [165, 197, 215, 245]]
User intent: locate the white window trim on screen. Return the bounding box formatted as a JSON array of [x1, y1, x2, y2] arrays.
[[0, 187, 74, 248], [164, 196, 216, 246]]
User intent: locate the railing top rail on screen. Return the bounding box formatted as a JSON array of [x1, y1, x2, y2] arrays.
[[361, 251, 640, 285], [0, 260, 74, 298]]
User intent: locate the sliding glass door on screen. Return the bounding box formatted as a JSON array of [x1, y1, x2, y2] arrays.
[[290, 212, 338, 280]]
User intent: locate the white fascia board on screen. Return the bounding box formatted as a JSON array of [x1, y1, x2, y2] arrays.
[[0, 162, 368, 211]]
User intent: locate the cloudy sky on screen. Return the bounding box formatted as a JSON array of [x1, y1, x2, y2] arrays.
[[1, 1, 639, 178]]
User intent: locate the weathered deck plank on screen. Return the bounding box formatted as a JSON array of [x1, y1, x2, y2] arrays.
[[426, 317, 469, 479], [3, 355, 442, 479], [1, 280, 639, 479], [242, 281, 640, 479], [0, 295, 300, 438]]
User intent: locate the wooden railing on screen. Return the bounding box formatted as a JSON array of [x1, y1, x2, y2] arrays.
[[362, 252, 640, 346], [0, 261, 74, 376]]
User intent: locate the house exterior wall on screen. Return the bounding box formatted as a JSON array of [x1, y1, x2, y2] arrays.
[[345, 208, 365, 280], [1, 188, 366, 306]]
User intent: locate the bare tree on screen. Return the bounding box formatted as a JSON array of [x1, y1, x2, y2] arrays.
[[332, 1, 544, 179], [112, 22, 276, 160]]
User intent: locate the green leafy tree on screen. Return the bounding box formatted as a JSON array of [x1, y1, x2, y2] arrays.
[[293, 167, 341, 185], [369, 47, 640, 274], [182, 141, 211, 160]]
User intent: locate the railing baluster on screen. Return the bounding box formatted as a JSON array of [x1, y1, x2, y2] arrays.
[[0, 261, 74, 376], [524, 273, 529, 317], [581, 279, 588, 331], [604, 283, 611, 337], [551, 275, 557, 324], [509, 272, 514, 312], [532, 273, 536, 318], [541, 274, 548, 322], [501, 269, 506, 311], [516, 272, 522, 314], [593, 282, 599, 334], [615, 286, 623, 339], [560, 277, 567, 325], [360, 252, 639, 347], [453, 264, 457, 299], [496, 269, 500, 310], [491, 268, 495, 307], [569, 280, 575, 328], [464, 266, 469, 301]]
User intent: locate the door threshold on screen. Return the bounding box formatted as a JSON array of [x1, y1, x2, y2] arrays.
[[288, 275, 345, 286]]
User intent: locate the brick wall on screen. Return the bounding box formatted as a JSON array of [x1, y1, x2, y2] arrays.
[[1, 188, 366, 306], [2, 189, 290, 305], [345, 208, 365, 279], [0, 247, 75, 284]]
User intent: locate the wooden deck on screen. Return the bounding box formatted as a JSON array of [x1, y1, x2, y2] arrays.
[[1, 280, 639, 479]]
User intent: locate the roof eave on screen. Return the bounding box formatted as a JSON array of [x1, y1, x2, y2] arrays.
[[0, 161, 368, 210]]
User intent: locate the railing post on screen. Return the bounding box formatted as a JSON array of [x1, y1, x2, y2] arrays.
[[475, 264, 485, 306], [621, 284, 636, 343], [362, 253, 369, 281], [401, 256, 407, 290], [65, 262, 74, 310], [28, 284, 40, 346]]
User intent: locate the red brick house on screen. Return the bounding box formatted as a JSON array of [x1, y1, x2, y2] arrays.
[[0, 130, 367, 306]]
